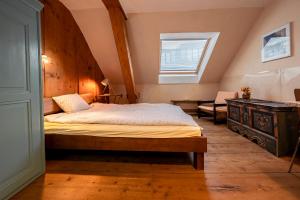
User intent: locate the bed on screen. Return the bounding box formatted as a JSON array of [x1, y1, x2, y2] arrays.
[[43, 94, 207, 170]]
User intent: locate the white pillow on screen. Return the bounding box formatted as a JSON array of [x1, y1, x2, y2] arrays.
[[52, 93, 90, 113]]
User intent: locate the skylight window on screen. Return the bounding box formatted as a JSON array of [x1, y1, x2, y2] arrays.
[[159, 32, 220, 84], [160, 39, 208, 72]]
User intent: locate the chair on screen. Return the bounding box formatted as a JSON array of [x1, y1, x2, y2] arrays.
[[289, 89, 300, 173], [198, 91, 238, 124], [289, 137, 300, 173], [295, 89, 300, 101]]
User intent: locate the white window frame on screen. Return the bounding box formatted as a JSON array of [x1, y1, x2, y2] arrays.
[[159, 38, 209, 74], [159, 32, 220, 84]]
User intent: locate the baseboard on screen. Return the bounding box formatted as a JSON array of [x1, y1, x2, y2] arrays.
[[2, 170, 45, 200]]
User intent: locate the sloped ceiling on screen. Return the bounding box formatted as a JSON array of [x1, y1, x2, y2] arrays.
[[60, 0, 273, 84], [61, 0, 272, 12], [121, 0, 272, 13]]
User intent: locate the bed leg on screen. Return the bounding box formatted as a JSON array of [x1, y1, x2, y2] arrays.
[[193, 152, 204, 170]]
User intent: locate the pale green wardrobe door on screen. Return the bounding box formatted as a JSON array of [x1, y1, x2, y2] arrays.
[[0, 0, 45, 199]]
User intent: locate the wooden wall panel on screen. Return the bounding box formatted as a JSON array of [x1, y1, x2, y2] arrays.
[[40, 0, 104, 98]]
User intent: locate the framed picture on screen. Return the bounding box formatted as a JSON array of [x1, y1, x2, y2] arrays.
[[261, 23, 291, 62]]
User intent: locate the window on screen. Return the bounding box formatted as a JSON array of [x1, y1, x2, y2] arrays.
[[159, 32, 220, 84], [160, 39, 208, 72]]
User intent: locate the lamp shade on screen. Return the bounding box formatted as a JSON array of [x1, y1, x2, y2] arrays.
[[101, 78, 109, 86], [42, 55, 49, 64]]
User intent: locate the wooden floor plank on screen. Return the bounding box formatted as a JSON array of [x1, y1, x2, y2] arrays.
[[208, 143, 265, 153], [12, 172, 300, 200], [12, 118, 300, 200], [206, 135, 255, 144]]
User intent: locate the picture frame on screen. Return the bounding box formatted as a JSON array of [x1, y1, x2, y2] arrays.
[[261, 23, 291, 62]]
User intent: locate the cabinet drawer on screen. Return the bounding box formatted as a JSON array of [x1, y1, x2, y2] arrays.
[[245, 127, 277, 155], [228, 120, 277, 155]]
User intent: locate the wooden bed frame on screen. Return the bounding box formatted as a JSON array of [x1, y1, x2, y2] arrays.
[[44, 94, 207, 170]]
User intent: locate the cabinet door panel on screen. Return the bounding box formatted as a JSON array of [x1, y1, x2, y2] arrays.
[[0, 102, 31, 183], [0, 14, 29, 94], [228, 105, 240, 122], [252, 110, 274, 136]]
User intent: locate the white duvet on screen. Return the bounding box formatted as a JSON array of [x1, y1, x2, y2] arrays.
[[45, 103, 198, 127]]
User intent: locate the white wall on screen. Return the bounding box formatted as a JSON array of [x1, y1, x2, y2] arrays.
[[66, 7, 262, 103], [126, 8, 262, 84], [220, 0, 300, 101], [123, 8, 261, 103], [112, 83, 219, 103]]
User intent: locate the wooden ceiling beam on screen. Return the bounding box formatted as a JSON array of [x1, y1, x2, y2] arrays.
[[102, 0, 127, 20], [102, 0, 137, 103]]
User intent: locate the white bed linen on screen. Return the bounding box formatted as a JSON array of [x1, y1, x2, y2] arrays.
[[45, 103, 198, 127]]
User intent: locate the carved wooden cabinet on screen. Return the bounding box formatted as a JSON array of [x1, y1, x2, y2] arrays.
[[226, 99, 299, 156]]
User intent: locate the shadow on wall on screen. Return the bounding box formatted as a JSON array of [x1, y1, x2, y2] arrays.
[[221, 66, 300, 101]]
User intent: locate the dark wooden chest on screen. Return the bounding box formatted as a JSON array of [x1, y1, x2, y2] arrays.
[[226, 99, 299, 156]]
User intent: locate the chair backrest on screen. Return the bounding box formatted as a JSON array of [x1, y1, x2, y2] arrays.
[[215, 91, 238, 104], [295, 89, 300, 101]]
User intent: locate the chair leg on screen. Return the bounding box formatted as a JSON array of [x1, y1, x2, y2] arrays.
[[289, 137, 300, 173], [213, 112, 217, 124], [213, 104, 218, 124], [197, 108, 201, 119]]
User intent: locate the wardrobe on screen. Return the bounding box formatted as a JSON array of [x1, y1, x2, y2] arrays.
[[0, 0, 44, 199]]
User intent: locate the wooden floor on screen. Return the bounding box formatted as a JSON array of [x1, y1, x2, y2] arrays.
[[12, 118, 300, 200]]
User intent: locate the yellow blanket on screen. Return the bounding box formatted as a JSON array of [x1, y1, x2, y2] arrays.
[[44, 122, 202, 138]]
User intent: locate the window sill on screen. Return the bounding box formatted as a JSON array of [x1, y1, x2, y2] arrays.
[[158, 74, 199, 84]]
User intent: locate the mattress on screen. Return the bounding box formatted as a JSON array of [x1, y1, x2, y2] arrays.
[[44, 103, 198, 127], [44, 122, 202, 138]]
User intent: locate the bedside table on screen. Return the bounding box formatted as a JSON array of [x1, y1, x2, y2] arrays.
[[171, 100, 203, 115], [97, 94, 123, 104]]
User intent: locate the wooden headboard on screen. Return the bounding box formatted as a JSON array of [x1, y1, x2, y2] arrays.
[[41, 0, 104, 98], [41, 0, 105, 115], [44, 93, 94, 115]]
